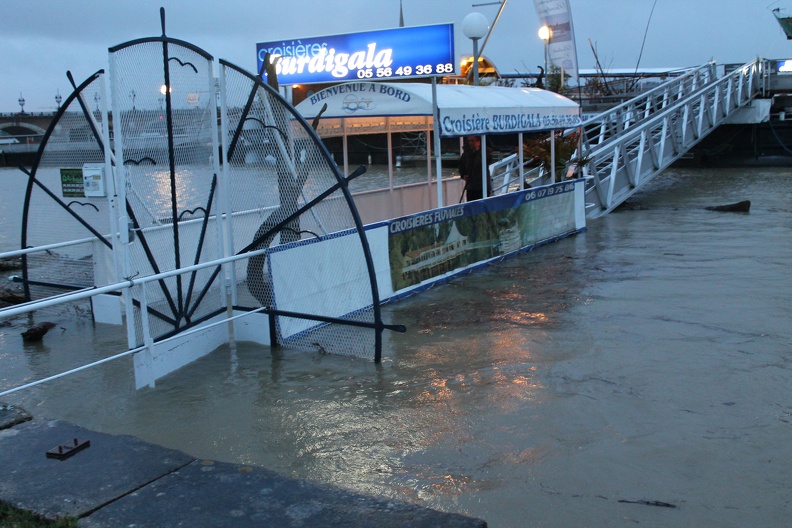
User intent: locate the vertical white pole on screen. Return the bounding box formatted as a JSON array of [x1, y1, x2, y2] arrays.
[[550, 129, 556, 184], [139, 284, 156, 389], [431, 77, 444, 208], [108, 49, 137, 352], [99, 74, 121, 283], [342, 132, 349, 177], [426, 121, 432, 187], [387, 130, 394, 190], [209, 67, 228, 314], [217, 64, 236, 345], [481, 135, 488, 198], [518, 132, 524, 190], [218, 63, 237, 306]]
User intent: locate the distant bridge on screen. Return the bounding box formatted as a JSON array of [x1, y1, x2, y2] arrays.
[[0, 111, 53, 137], [0, 109, 173, 165]]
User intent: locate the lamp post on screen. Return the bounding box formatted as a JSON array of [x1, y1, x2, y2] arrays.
[[18, 93, 25, 114], [538, 25, 556, 182], [463, 12, 489, 86], [462, 12, 491, 202], [538, 25, 551, 78]]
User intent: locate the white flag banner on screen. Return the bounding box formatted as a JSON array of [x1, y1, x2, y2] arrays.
[[534, 0, 579, 84]]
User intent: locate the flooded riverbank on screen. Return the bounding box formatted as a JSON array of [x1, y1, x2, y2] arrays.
[[2, 166, 791, 527]]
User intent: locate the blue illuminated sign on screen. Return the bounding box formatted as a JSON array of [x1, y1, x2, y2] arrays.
[[257, 24, 456, 85]]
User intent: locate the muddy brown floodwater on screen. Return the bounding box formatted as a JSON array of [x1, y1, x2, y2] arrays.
[[2, 165, 791, 527]]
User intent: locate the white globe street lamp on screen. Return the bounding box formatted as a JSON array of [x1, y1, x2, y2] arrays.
[[538, 25, 551, 78], [463, 12, 489, 86]]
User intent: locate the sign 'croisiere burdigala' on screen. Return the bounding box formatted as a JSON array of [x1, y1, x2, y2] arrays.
[[256, 24, 456, 85]]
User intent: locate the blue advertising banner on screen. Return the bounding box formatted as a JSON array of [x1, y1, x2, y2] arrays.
[[256, 24, 456, 85], [387, 181, 579, 291]]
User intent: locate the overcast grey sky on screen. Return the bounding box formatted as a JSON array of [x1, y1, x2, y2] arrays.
[[1, 0, 790, 112]]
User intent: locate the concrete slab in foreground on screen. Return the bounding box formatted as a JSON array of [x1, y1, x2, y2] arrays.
[[79, 458, 487, 528], [0, 417, 487, 527], [0, 418, 194, 519]]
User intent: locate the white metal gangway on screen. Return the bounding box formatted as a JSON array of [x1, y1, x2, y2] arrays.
[[488, 59, 767, 216], [579, 59, 766, 218]]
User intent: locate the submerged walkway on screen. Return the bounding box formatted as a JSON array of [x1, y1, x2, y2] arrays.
[[0, 404, 487, 527]]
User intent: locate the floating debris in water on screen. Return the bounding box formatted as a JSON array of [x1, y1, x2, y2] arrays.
[[704, 200, 751, 212], [21, 321, 57, 342]]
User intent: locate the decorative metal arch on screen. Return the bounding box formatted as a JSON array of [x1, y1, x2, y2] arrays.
[[217, 58, 401, 362], [16, 8, 402, 362], [19, 69, 110, 301]]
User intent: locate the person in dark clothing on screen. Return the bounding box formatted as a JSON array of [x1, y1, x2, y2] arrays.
[[458, 135, 493, 202]]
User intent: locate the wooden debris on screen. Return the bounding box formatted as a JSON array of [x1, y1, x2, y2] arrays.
[[21, 322, 57, 342], [0, 288, 25, 307], [704, 200, 751, 212], [618, 499, 677, 508], [0, 258, 22, 271]]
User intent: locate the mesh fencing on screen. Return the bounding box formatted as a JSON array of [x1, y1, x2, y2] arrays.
[[15, 38, 382, 360], [21, 73, 109, 299], [220, 62, 377, 358], [110, 39, 224, 345]]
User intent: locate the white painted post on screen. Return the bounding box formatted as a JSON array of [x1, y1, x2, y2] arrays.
[[426, 122, 432, 187], [342, 130, 349, 178], [98, 74, 122, 285], [218, 64, 238, 306], [432, 77, 444, 208], [518, 132, 524, 190], [550, 129, 556, 184], [387, 129, 394, 190], [481, 135, 488, 198], [138, 284, 156, 389], [108, 51, 137, 353]]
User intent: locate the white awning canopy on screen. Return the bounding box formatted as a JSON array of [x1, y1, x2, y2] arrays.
[[295, 81, 581, 138]]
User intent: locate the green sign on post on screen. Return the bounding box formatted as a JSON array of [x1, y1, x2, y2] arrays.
[[60, 168, 85, 197]]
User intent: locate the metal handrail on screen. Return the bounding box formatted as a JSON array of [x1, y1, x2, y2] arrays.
[[488, 154, 544, 194], [576, 62, 718, 151], [0, 242, 278, 397], [581, 59, 764, 217]]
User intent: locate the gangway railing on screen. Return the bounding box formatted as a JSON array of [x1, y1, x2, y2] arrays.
[[488, 63, 726, 197], [578, 62, 719, 151], [580, 59, 766, 217], [488, 156, 544, 195]]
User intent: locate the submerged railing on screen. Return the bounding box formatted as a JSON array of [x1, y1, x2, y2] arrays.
[[0, 243, 273, 397], [0, 177, 451, 395], [1, 170, 587, 397]]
